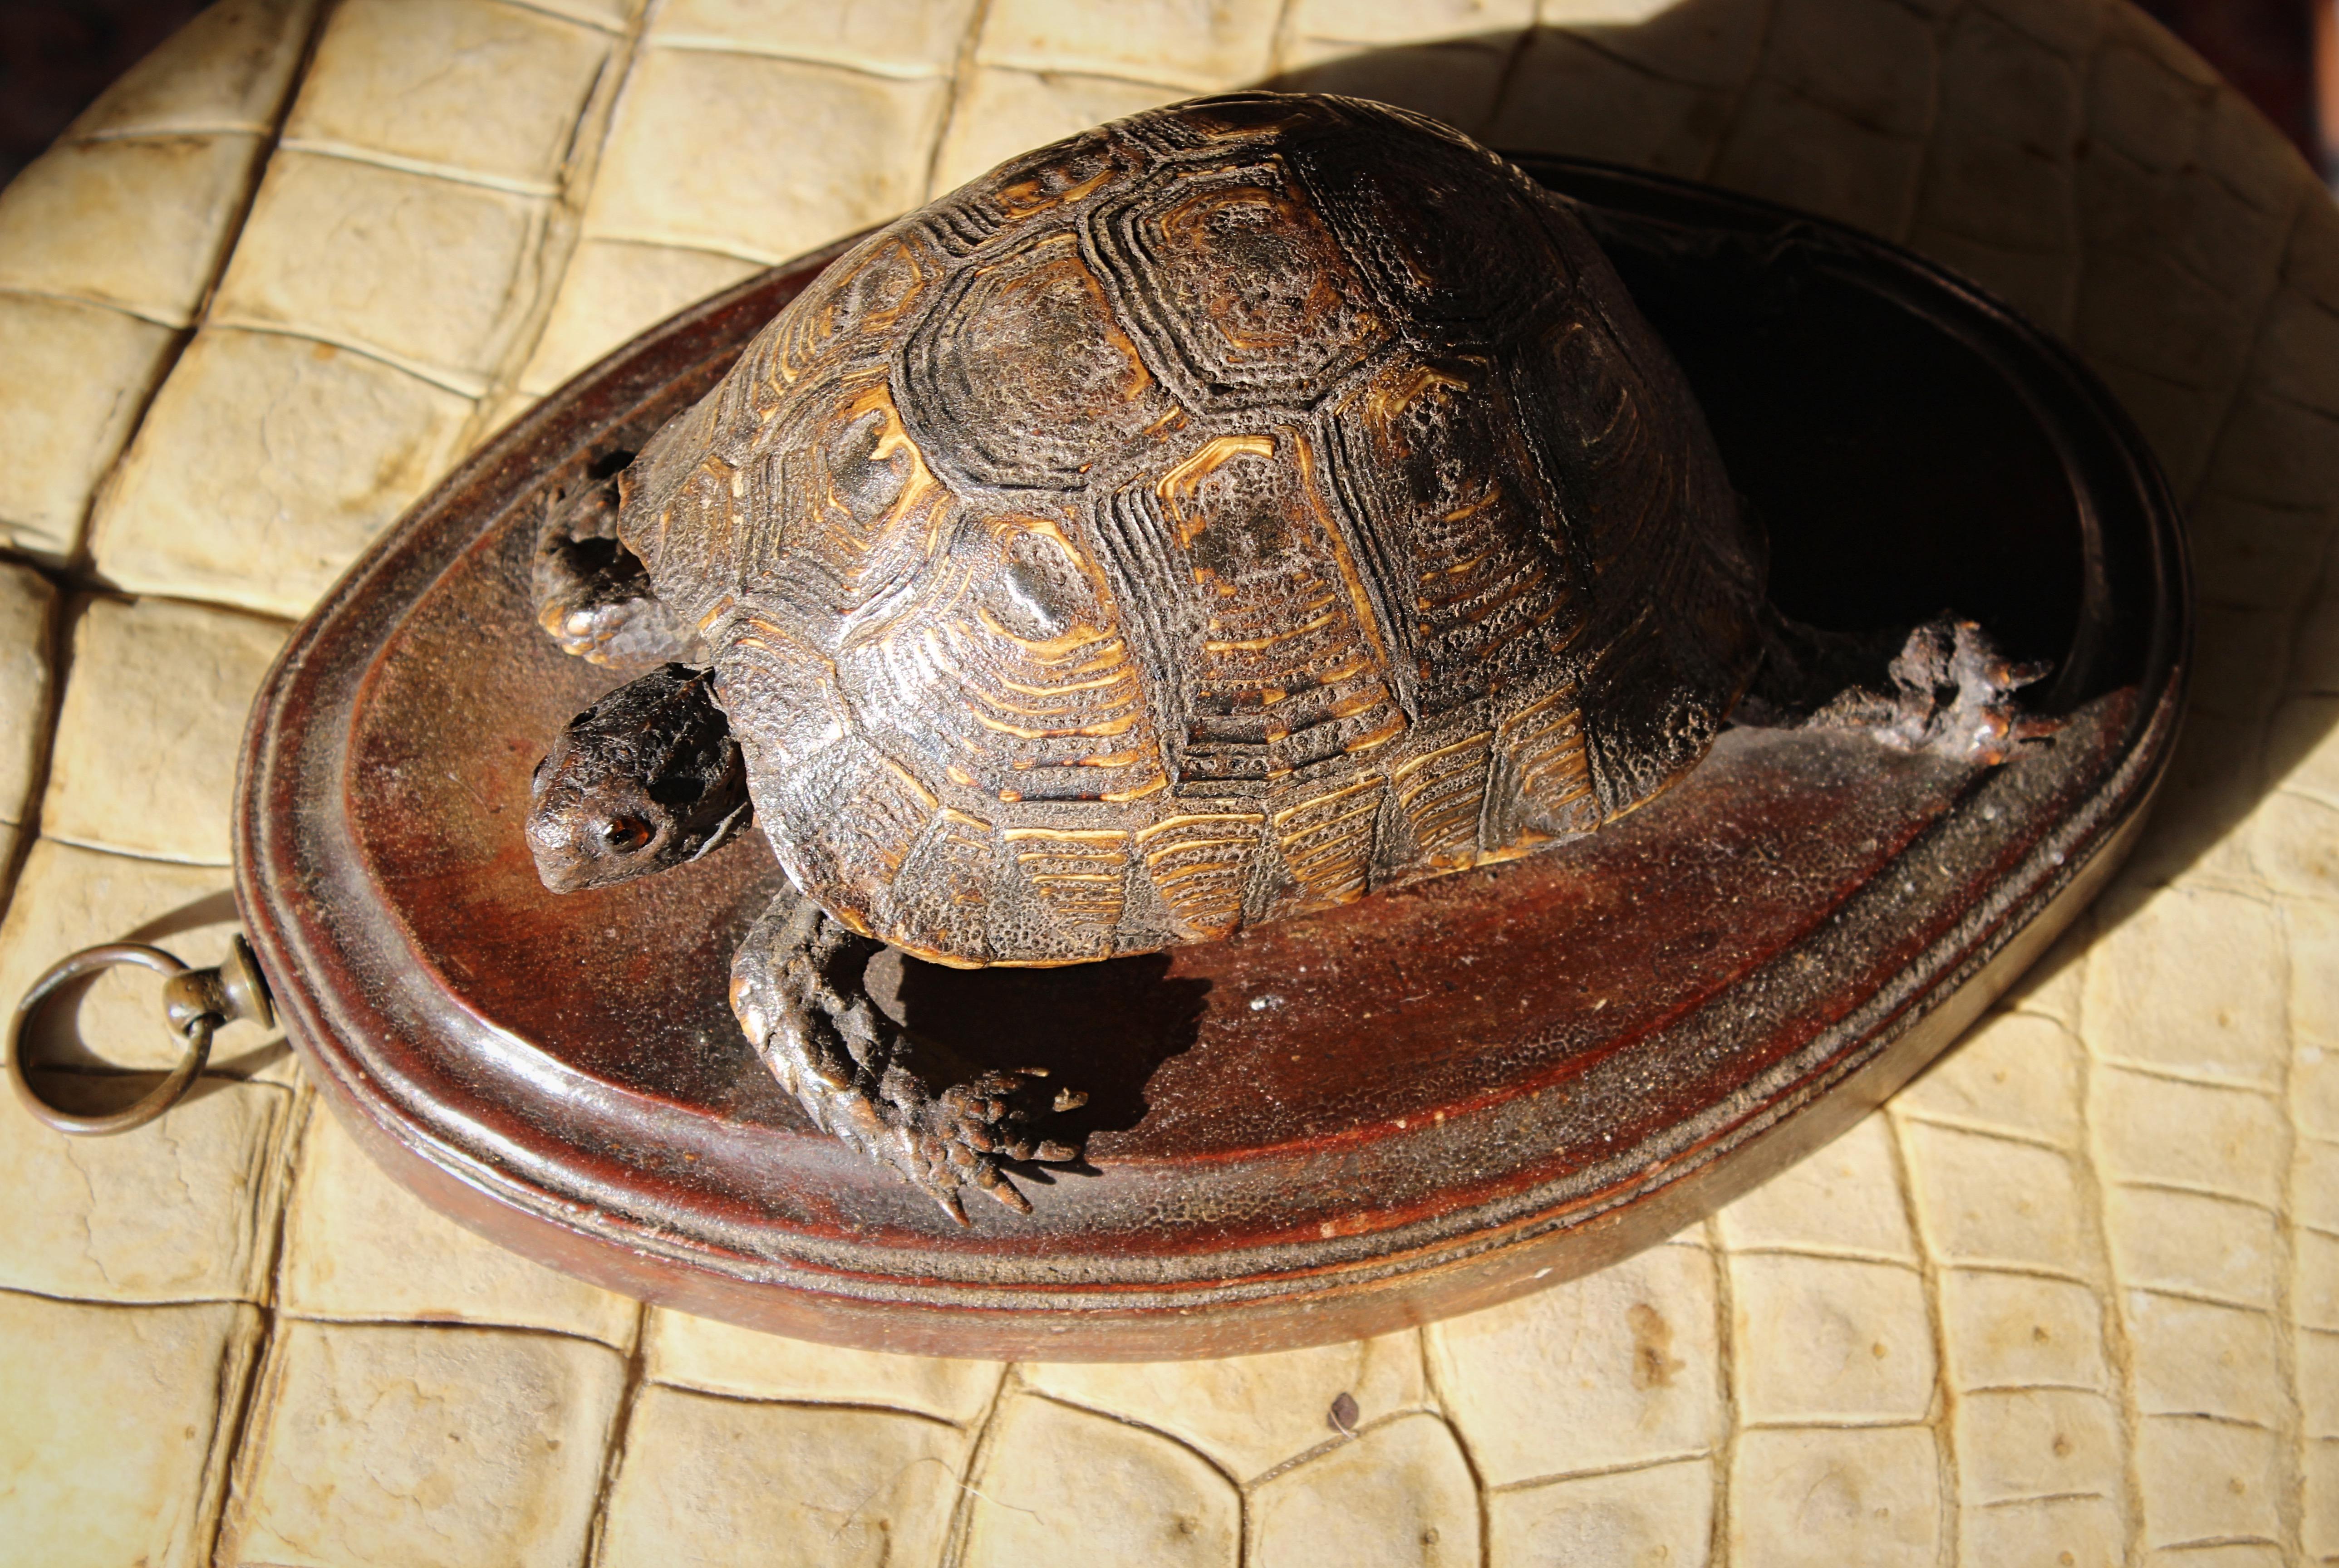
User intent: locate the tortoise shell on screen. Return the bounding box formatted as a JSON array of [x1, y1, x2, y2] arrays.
[[616, 92, 1764, 967]]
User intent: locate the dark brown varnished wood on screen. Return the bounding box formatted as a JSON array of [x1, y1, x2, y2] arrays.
[[235, 159, 2188, 1360]]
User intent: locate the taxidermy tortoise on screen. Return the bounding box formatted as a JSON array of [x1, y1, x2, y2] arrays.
[[525, 92, 2046, 1222]]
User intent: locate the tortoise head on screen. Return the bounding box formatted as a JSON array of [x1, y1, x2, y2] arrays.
[[526, 663, 752, 893]]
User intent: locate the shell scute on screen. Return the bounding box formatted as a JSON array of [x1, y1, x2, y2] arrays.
[[1134, 810, 1266, 942], [882, 808, 1002, 965], [1286, 114, 1567, 332], [743, 371, 954, 630], [1094, 159, 1390, 412], [837, 512, 1168, 808], [1112, 426, 1405, 792], [1002, 826, 1131, 956], [1326, 353, 1583, 721], [1268, 775, 1388, 912], [901, 229, 1173, 492], [763, 227, 939, 393]]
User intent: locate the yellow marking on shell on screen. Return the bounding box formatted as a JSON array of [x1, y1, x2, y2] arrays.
[[944, 764, 977, 787], [997, 158, 1119, 219], [981, 664, 1139, 698], [1438, 486, 1501, 527], [1476, 834, 1555, 867], [1271, 778, 1381, 828], [1343, 714, 1406, 754], [1135, 811, 1263, 936], [1137, 811, 1263, 850], [983, 512, 1085, 555], [1152, 863, 1240, 886], [830, 380, 942, 525], [776, 236, 931, 386], [734, 612, 804, 643], [1425, 551, 1494, 586], [1450, 562, 1552, 627], [876, 755, 938, 814], [1203, 604, 1343, 654], [1391, 730, 1495, 869], [1365, 361, 1471, 422], [1391, 731, 1495, 787], [1494, 688, 1595, 840], [924, 638, 1145, 713], [1310, 653, 1373, 685], [972, 709, 1143, 740], [970, 605, 1121, 661], [1501, 689, 1580, 735], [885, 936, 988, 970], [940, 640, 1141, 710], [1288, 430, 1394, 676], [953, 674, 1139, 723], [1005, 828, 1130, 936], [1271, 777, 1385, 906], [1101, 774, 1169, 802], [1155, 435, 1277, 544]]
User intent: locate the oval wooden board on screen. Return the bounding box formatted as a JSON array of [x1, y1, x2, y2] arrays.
[[237, 161, 2188, 1359]]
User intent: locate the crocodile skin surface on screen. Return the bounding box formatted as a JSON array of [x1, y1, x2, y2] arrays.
[[0, 0, 2332, 1563]]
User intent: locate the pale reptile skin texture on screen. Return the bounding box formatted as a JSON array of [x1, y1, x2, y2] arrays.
[[0, 0, 2334, 1564]]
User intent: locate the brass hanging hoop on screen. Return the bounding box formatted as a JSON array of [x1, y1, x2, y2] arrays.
[[7, 937, 272, 1136]]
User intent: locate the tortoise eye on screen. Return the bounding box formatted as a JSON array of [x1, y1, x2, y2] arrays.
[[599, 815, 654, 852]]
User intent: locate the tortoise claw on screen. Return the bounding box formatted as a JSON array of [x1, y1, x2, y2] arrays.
[[973, 1164, 1033, 1213]]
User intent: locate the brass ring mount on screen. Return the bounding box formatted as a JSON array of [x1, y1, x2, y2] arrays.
[[6, 936, 275, 1136]]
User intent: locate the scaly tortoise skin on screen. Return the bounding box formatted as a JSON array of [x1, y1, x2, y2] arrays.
[[523, 92, 2038, 1220]]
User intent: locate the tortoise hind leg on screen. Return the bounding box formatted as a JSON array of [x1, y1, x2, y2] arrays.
[[728, 892, 1087, 1225], [533, 455, 698, 665], [1735, 608, 2059, 764]]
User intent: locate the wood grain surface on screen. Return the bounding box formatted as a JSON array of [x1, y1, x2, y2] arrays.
[[0, 0, 2333, 1563]]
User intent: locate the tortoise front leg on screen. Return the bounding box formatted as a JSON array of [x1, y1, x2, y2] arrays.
[[728, 892, 1087, 1225], [532, 456, 698, 666]]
